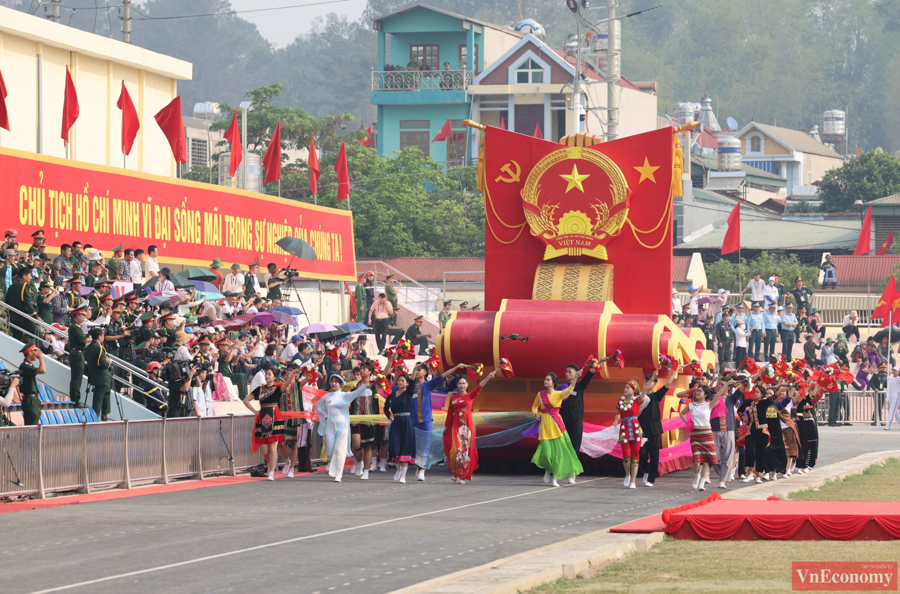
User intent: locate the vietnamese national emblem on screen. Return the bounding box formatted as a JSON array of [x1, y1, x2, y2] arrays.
[[521, 147, 631, 260]]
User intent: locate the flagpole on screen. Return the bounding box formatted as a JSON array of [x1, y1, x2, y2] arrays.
[[278, 179, 281, 198]]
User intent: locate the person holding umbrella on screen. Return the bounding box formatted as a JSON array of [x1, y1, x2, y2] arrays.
[[265, 263, 285, 301], [155, 268, 175, 293]]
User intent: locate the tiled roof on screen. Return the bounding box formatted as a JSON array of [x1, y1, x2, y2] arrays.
[[865, 194, 900, 205], [673, 256, 691, 283], [553, 50, 642, 90], [829, 255, 900, 286], [745, 123, 844, 160], [357, 257, 485, 282]]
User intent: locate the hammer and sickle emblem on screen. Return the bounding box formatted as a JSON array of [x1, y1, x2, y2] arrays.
[[494, 160, 521, 184]]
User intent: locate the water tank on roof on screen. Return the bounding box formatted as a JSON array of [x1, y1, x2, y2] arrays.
[[717, 137, 742, 171], [219, 152, 262, 194], [824, 110, 845, 136], [674, 103, 695, 125], [193, 102, 221, 121], [809, 124, 821, 142], [515, 19, 545, 38]]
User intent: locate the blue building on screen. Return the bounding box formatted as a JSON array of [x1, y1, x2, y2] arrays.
[[371, 4, 521, 166]]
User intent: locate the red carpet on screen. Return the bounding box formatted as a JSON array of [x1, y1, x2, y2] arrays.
[[666, 499, 900, 541], [0, 465, 329, 515], [610, 514, 666, 533]]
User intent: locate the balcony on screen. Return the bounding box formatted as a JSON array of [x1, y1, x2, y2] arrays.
[[371, 69, 472, 105]]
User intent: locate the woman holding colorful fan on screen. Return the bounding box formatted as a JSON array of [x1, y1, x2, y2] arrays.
[[531, 372, 582, 487], [443, 369, 499, 484]]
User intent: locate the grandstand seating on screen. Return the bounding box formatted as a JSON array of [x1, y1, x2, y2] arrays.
[[1, 358, 93, 425]]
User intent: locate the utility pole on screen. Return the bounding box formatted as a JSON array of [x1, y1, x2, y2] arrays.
[[606, 0, 619, 140], [572, 17, 582, 135], [122, 0, 132, 44], [51, 0, 61, 23]]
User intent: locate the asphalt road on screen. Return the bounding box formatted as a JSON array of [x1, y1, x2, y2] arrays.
[[2, 425, 898, 594]]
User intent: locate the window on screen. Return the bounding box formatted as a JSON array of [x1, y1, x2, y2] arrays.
[[447, 123, 467, 166], [458, 44, 479, 72], [190, 138, 208, 167], [516, 58, 544, 84], [409, 45, 439, 70], [750, 136, 761, 152], [773, 161, 781, 177], [400, 120, 430, 156]]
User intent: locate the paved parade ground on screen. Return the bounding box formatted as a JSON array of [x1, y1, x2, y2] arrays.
[[2, 426, 898, 594]]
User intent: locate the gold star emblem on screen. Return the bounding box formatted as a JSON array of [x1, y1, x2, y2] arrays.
[[560, 163, 590, 193], [634, 157, 660, 184]]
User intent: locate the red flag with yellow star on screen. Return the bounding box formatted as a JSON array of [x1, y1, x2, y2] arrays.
[[480, 126, 678, 314], [873, 275, 897, 321], [877, 230, 894, 256]]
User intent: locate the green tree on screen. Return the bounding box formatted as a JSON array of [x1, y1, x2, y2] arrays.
[[818, 151, 900, 212], [705, 259, 738, 293]]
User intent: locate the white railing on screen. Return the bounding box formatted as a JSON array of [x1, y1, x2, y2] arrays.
[[372, 69, 472, 92], [673, 291, 881, 327]]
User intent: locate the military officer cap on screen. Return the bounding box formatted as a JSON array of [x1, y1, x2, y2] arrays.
[[249, 260, 259, 268], [72, 304, 89, 316], [111, 243, 123, 253], [139, 312, 155, 323], [20, 342, 39, 354], [31, 229, 45, 239]]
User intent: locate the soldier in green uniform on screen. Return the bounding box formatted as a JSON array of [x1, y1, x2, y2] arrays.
[[716, 311, 734, 368], [64, 273, 83, 319], [17, 342, 46, 426], [136, 311, 156, 345], [89, 279, 112, 320], [438, 300, 452, 330], [105, 303, 128, 362], [159, 312, 177, 348], [404, 315, 431, 354], [385, 274, 399, 326], [354, 273, 367, 324], [265, 263, 285, 301], [107, 244, 123, 279], [118, 294, 135, 364], [5, 265, 38, 342], [68, 305, 90, 406], [216, 336, 248, 399], [27, 229, 45, 258], [85, 326, 112, 420], [243, 260, 262, 301], [85, 259, 103, 287], [36, 280, 56, 324]]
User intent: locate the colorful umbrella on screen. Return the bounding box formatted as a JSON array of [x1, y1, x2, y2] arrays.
[[270, 305, 304, 315], [178, 267, 217, 281], [145, 291, 187, 306], [298, 322, 337, 334], [339, 322, 370, 332], [265, 309, 298, 325], [189, 280, 218, 293], [194, 291, 225, 301], [275, 236, 318, 262]]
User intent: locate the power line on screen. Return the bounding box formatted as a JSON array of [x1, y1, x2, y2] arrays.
[[131, 0, 349, 20]]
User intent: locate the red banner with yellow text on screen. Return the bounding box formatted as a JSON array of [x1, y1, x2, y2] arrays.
[[1, 147, 356, 280]]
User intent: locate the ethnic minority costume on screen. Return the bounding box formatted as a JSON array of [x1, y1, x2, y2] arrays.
[[251, 383, 286, 452], [531, 384, 582, 479], [779, 403, 801, 460], [348, 380, 377, 449], [617, 390, 644, 465], [279, 380, 307, 447], [764, 396, 792, 474], [410, 376, 444, 468], [443, 386, 482, 481], [384, 385, 418, 464], [316, 384, 373, 481], [795, 393, 821, 469], [688, 401, 718, 466]]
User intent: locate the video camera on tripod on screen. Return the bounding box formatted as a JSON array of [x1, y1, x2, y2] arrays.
[[0, 369, 21, 399]]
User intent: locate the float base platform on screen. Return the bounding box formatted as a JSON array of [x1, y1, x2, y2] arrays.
[[666, 500, 900, 541]]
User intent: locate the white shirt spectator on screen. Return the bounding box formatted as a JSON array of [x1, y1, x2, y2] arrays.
[[688, 294, 700, 316], [223, 271, 244, 294], [129, 259, 143, 284], [763, 281, 779, 306], [48, 336, 67, 358], [246, 305, 258, 314], [734, 325, 750, 348], [154, 278, 174, 292], [672, 295, 682, 316], [175, 345, 192, 361], [281, 342, 299, 362], [746, 278, 766, 302], [249, 369, 266, 393], [145, 256, 160, 277], [191, 385, 214, 417]]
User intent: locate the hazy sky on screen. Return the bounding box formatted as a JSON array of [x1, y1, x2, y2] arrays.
[[229, 0, 369, 46]]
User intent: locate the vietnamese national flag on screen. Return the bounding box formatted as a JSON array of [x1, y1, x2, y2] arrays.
[[154, 96, 187, 164], [116, 81, 140, 156], [855, 206, 873, 256], [873, 274, 897, 321], [262, 121, 282, 185], [359, 125, 373, 148], [224, 109, 242, 177], [533, 124, 542, 139], [500, 117, 505, 130], [61, 65, 79, 146], [721, 202, 741, 255], [308, 136, 320, 195], [334, 142, 350, 202], [0, 68, 9, 131], [432, 119, 452, 143], [877, 230, 894, 256]]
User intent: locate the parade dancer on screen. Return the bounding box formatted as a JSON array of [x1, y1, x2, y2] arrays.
[[384, 373, 417, 483], [559, 357, 608, 453], [740, 380, 770, 484], [531, 372, 582, 487], [680, 383, 722, 491], [615, 378, 650, 489], [316, 368, 374, 483], [795, 384, 823, 472], [444, 370, 498, 484], [242, 367, 300, 481], [408, 360, 464, 481], [763, 385, 793, 479]]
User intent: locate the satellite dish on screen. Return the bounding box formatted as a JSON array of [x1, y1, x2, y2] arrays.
[[726, 116, 739, 131]]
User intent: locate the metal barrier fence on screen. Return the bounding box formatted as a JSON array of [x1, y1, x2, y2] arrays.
[[0, 415, 266, 500], [812, 390, 898, 425]]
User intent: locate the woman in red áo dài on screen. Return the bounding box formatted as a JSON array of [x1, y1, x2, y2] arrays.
[[443, 369, 498, 484]]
